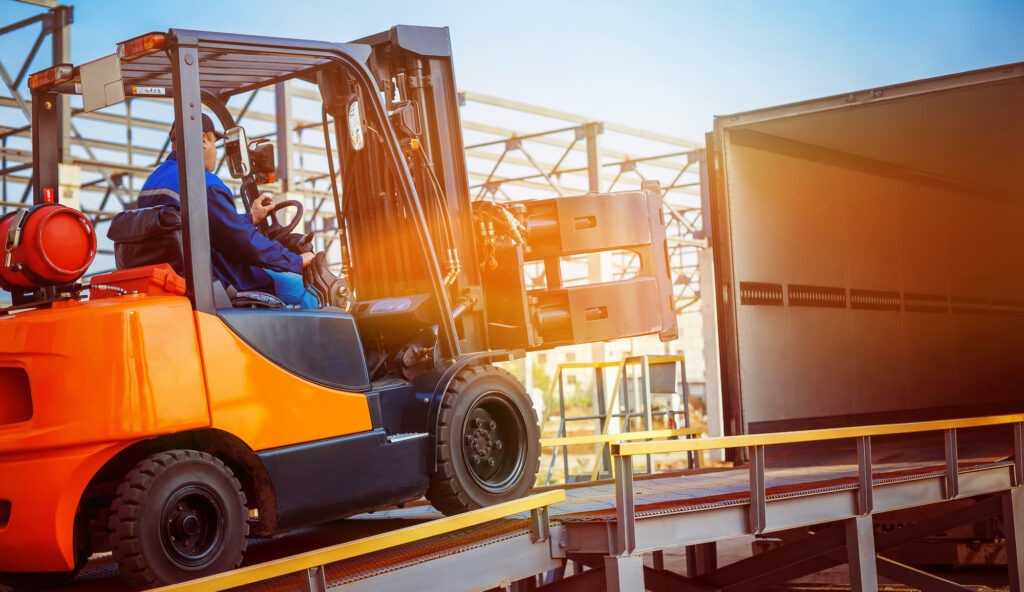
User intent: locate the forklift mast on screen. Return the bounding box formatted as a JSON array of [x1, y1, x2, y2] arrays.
[[352, 26, 487, 353], [349, 27, 677, 357]]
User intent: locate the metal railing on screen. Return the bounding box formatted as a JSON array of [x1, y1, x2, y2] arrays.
[[542, 355, 699, 485], [608, 413, 1024, 556]]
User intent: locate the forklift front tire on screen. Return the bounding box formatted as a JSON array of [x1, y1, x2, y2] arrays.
[[428, 365, 541, 515]]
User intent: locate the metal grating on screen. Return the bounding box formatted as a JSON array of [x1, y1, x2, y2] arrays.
[[849, 288, 901, 311], [993, 299, 1024, 317], [787, 284, 847, 309], [739, 281, 784, 306], [904, 292, 949, 313], [951, 296, 991, 315]]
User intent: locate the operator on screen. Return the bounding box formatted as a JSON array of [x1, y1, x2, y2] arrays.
[[138, 114, 318, 308]]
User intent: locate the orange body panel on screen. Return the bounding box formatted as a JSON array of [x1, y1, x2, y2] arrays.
[[0, 441, 129, 571], [195, 311, 372, 452], [0, 295, 209, 572], [0, 298, 374, 573]]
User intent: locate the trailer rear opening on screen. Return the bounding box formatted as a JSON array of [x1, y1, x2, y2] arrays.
[[708, 63, 1024, 435]]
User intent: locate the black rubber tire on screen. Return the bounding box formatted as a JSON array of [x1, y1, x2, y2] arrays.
[[108, 450, 248, 589], [427, 365, 541, 515]]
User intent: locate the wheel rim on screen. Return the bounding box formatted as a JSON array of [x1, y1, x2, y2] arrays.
[[461, 392, 528, 493], [159, 484, 227, 569]]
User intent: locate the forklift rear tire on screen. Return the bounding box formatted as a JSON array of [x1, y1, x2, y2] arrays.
[[108, 450, 249, 589], [428, 365, 540, 515]]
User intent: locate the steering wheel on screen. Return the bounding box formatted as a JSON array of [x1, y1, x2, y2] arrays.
[[263, 199, 304, 241]]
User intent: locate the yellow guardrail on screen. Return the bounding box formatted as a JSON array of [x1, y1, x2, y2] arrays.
[[543, 355, 696, 484], [151, 489, 566, 592], [541, 427, 702, 448], [612, 413, 1024, 457], [544, 427, 705, 482], [545, 356, 686, 372], [607, 413, 1024, 555]]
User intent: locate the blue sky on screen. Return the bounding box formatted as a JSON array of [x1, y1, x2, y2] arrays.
[[3, 0, 1023, 141]]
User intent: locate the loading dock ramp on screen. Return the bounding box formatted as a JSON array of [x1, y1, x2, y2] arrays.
[[40, 414, 1024, 592]]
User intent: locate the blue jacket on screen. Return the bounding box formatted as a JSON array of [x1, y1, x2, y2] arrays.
[[138, 152, 302, 293]]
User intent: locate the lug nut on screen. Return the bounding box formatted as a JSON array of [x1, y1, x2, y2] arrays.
[[487, 457, 496, 466], [494, 440, 503, 449], [489, 421, 497, 430]]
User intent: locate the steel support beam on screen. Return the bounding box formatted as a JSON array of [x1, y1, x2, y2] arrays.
[[1013, 422, 1024, 486], [702, 526, 844, 590], [856, 436, 873, 514], [48, 4, 71, 163], [15, 0, 58, 8], [301, 566, 327, 592], [685, 542, 717, 577], [535, 566, 605, 592], [748, 445, 766, 534], [604, 554, 644, 592], [944, 429, 960, 500], [642, 565, 716, 592], [461, 90, 703, 150], [1005, 487, 1024, 592], [844, 516, 878, 592], [29, 90, 58, 202], [613, 453, 636, 555], [718, 496, 1005, 591], [170, 35, 216, 314], [875, 556, 971, 592], [275, 81, 293, 192]]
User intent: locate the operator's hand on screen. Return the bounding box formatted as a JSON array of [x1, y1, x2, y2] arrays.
[[252, 193, 275, 226], [301, 251, 315, 269]]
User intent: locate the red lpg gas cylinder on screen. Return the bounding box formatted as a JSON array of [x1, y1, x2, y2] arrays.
[[0, 204, 96, 291]]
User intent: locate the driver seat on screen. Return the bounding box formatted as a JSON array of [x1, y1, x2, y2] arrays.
[[107, 205, 286, 308]]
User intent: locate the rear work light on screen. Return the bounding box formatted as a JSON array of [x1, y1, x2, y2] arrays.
[[117, 33, 166, 60], [27, 64, 73, 91]]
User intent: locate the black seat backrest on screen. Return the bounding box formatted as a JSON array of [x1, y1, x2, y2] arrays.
[[107, 205, 184, 273], [107, 205, 286, 309]]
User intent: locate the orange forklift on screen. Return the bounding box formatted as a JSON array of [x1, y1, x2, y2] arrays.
[[0, 27, 677, 589]]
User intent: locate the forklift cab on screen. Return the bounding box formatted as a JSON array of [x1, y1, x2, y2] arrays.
[[10, 26, 678, 588], [30, 26, 678, 384], [30, 28, 468, 386]]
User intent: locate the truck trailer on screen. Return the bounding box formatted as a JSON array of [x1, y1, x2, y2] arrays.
[[707, 61, 1024, 436]]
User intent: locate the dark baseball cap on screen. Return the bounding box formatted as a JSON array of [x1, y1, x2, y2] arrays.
[[168, 113, 224, 141]]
